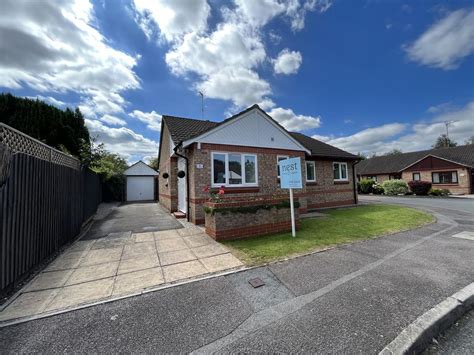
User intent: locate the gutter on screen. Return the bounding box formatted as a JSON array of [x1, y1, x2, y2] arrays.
[[174, 144, 190, 222]]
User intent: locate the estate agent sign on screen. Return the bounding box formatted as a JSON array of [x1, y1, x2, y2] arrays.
[[278, 157, 302, 237]]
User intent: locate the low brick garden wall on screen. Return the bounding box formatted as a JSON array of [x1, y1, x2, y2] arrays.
[[204, 198, 300, 241]]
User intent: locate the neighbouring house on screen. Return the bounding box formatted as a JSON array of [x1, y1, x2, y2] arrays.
[[356, 145, 474, 194], [157, 104, 359, 233], [124, 161, 159, 202]]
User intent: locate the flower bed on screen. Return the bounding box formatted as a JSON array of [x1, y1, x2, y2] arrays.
[[204, 198, 300, 241]]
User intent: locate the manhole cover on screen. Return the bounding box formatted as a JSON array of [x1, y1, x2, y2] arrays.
[[248, 278, 265, 288]]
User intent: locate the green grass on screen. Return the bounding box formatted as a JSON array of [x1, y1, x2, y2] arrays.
[[223, 204, 433, 265]]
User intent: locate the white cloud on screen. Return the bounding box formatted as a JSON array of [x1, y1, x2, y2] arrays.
[[133, 0, 327, 119], [132, 0, 210, 42], [100, 114, 127, 126], [86, 119, 158, 160], [320, 101, 474, 154], [268, 107, 321, 131], [26, 95, 67, 108], [405, 8, 474, 70], [273, 49, 303, 74], [426, 101, 454, 114], [129, 110, 162, 131], [0, 0, 140, 117]]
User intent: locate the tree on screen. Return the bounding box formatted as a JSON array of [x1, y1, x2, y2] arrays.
[[148, 157, 159, 171], [383, 149, 403, 156], [432, 134, 457, 149], [356, 152, 367, 160]]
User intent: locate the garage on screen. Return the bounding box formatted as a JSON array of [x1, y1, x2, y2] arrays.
[[124, 161, 159, 202]]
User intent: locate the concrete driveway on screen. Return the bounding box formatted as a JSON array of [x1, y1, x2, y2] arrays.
[[84, 202, 183, 239], [0, 204, 243, 322]]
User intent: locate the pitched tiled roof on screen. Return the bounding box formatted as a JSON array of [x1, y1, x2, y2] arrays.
[[162, 115, 220, 144], [356, 145, 474, 175], [162, 107, 358, 159], [290, 132, 358, 159]]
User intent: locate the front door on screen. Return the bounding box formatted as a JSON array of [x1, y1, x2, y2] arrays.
[[177, 157, 187, 213]]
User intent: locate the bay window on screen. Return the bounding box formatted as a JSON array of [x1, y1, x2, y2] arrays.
[[211, 152, 258, 187], [333, 162, 348, 181], [432, 171, 458, 184], [306, 161, 316, 182]]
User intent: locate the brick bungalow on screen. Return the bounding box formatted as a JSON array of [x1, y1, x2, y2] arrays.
[[158, 104, 359, 225], [356, 145, 474, 194]]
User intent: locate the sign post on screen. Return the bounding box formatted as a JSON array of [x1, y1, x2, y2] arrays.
[[278, 157, 302, 237]]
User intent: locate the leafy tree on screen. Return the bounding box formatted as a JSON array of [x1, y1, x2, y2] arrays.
[[433, 134, 457, 149], [383, 149, 403, 156], [0, 93, 90, 159], [356, 152, 367, 160], [148, 157, 159, 171]]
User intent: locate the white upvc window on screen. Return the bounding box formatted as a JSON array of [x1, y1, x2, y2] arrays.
[[333, 162, 348, 181], [277, 155, 289, 178], [306, 161, 316, 182], [211, 152, 258, 187]]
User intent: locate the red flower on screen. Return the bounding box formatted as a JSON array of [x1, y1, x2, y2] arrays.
[[218, 186, 225, 195], [203, 185, 209, 193]]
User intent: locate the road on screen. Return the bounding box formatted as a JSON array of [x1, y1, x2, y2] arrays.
[[424, 310, 474, 354], [1, 198, 473, 353]]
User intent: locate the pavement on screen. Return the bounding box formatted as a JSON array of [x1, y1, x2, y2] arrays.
[[0, 198, 473, 353], [423, 309, 474, 354], [0, 204, 243, 322]]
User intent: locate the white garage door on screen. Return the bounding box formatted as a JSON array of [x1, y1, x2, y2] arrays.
[[126, 176, 154, 201]]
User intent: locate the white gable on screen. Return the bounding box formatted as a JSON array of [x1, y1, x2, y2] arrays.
[[183, 108, 308, 152], [124, 161, 159, 176]]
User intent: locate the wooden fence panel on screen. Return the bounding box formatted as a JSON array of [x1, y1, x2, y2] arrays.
[[0, 151, 101, 294]]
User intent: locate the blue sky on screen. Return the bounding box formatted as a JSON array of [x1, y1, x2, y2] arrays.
[[1, 0, 473, 162]]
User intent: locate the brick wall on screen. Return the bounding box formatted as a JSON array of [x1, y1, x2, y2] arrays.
[[158, 124, 178, 212], [187, 143, 356, 223], [401, 167, 471, 194]]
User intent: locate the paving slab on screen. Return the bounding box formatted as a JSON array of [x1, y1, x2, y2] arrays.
[[0, 289, 59, 321], [156, 237, 188, 252], [121, 242, 156, 260], [66, 262, 119, 286], [118, 253, 160, 274], [65, 240, 95, 253], [162, 260, 208, 283], [113, 268, 164, 296], [154, 229, 181, 240], [183, 234, 213, 248], [159, 249, 197, 266], [80, 247, 123, 267], [133, 232, 155, 243], [177, 227, 206, 237], [91, 237, 128, 250], [45, 278, 115, 312], [192, 243, 229, 259], [200, 253, 243, 273], [23, 269, 74, 292], [44, 252, 85, 272]]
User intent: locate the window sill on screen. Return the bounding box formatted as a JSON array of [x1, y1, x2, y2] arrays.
[[306, 182, 318, 186], [211, 187, 260, 194], [432, 183, 459, 186], [334, 180, 350, 184]]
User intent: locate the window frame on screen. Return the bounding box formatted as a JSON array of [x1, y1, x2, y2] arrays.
[[211, 151, 258, 188], [412, 172, 421, 181], [305, 161, 316, 182], [333, 162, 349, 181], [277, 155, 289, 178], [432, 171, 458, 185]]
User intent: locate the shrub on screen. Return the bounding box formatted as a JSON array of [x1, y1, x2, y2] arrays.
[[408, 180, 432, 195], [382, 179, 409, 196], [359, 179, 376, 194], [372, 182, 384, 195], [429, 188, 450, 196]]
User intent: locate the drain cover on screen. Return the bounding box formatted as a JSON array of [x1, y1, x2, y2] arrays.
[[248, 278, 265, 288]]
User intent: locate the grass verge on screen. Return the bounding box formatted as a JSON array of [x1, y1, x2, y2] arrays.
[[223, 204, 434, 265]]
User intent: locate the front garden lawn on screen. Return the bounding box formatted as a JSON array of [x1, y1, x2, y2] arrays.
[[223, 204, 433, 265]]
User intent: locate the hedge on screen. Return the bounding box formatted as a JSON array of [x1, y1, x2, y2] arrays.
[[408, 180, 432, 195], [382, 179, 408, 196]]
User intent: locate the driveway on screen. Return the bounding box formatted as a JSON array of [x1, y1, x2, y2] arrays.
[[1, 201, 472, 353], [0, 204, 243, 322], [84, 202, 183, 239]]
